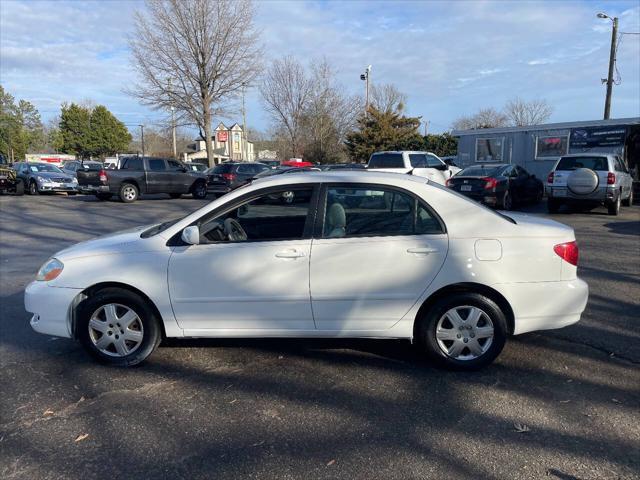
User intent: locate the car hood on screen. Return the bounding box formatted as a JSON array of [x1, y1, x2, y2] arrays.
[[54, 225, 155, 261]]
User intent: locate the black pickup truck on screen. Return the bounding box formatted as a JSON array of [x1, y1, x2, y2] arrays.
[[77, 156, 208, 202]]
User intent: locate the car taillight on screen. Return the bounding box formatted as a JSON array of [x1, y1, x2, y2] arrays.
[[547, 172, 554, 183], [483, 177, 498, 190], [99, 169, 108, 183], [607, 172, 615, 185], [554, 241, 579, 266], [222, 173, 237, 181]]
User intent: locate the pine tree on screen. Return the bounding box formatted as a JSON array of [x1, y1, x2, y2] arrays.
[[88, 106, 131, 159]]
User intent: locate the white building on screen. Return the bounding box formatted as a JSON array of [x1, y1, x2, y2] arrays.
[[184, 122, 255, 164]]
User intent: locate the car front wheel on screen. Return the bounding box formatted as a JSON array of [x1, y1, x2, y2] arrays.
[[191, 181, 207, 199], [416, 292, 507, 370], [29, 181, 39, 195], [77, 288, 162, 367], [607, 193, 620, 216]]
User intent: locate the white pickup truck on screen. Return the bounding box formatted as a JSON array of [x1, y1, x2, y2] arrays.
[[366, 151, 460, 185]]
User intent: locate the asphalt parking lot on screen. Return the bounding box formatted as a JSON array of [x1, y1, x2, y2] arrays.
[[1, 193, 639, 480]]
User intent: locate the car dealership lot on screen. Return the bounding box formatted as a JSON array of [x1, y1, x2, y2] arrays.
[[1, 194, 639, 479]]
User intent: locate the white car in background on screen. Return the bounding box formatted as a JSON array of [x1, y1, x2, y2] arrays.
[[25, 172, 588, 370], [367, 151, 461, 184]]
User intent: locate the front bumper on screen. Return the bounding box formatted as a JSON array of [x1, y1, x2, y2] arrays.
[[497, 278, 589, 335], [24, 281, 82, 338], [38, 182, 77, 192]]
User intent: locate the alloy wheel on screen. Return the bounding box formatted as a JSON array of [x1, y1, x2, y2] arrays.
[[88, 303, 144, 357], [123, 186, 137, 201], [435, 306, 494, 361]]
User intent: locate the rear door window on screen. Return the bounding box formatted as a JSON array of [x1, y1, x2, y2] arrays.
[[556, 157, 608, 171], [323, 186, 444, 238], [122, 157, 143, 170], [148, 159, 167, 171], [409, 154, 428, 168], [368, 153, 405, 169], [168, 160, 183, 171]]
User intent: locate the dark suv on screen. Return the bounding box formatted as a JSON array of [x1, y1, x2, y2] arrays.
[[206, 162, 270, 195]]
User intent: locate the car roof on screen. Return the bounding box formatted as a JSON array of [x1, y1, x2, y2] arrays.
[[560, 153, 611, 158], [250, 170, 429, 187], [463, 163, 509, 168]]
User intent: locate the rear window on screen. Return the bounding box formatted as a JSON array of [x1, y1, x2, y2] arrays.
[[368, 153, 405, 169], [556, 156, 608, 171], [459, 166, 504, 177], [211, 164, 233, 174]]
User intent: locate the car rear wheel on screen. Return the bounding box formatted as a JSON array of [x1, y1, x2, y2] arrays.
[[29, 181, 39, 195], [607, 193, 620, 216], [622, 189, 633, 207], [502, 191, 513, 210], [191, 181, 207, 199], [119, 183, 139, 203], [77, 288, 162, 367], [416, 292, 507, 370]]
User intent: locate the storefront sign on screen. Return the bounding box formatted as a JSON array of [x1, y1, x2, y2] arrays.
[[570, 127, 627, 148]]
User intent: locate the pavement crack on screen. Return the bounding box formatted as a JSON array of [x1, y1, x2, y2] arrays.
[[542, 333, 640, 365]]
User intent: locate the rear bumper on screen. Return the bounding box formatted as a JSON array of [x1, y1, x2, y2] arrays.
[[546, 186, 615, 203], [207, 184, 232, 193], [79, 184, 110, 194], [451, 190, 500, 206], [24, 281, 82, 338], [497, 278, 589, 335]]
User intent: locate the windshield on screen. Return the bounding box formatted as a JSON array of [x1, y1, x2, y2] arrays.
[[556, 156, 608, 171], [459, 166, 504, 177], [29, 164, 63, 173]]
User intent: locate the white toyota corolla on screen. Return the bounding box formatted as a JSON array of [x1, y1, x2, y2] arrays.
[[25, 171, 588, 369]]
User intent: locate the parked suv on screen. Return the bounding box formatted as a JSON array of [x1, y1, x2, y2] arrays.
[[546, 153, 634, 215], [367, 151, 460, 185], [206, 162, 270, 195]]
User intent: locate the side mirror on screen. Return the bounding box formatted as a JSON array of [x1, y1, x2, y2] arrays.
[[436, 163, 448, 171], [181, 226, 200, 245]]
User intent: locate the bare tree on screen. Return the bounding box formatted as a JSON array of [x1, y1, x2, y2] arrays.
[[128, 0, 261, 167], [452, 107, 508, 130], [370, 83, 407, 113], [260, 56, 313, 158], [504, 97, 553, 126]]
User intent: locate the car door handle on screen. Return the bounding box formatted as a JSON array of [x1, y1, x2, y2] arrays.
[[275, 250, 306, 259], [406, 247, 438, 255]]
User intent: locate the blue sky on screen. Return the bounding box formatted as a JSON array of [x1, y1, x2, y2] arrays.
[[1, 0, 639, 137]]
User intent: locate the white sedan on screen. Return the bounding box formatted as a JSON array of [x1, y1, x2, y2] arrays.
[[25, 171, 588, 369]]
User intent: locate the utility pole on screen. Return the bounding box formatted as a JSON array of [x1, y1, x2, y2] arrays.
[[139, 125, 145, 158], [604, 16, 618, 119], [424, 120, 429, 136], [598, 13, 618, 120], [241, 82, 247, 161]]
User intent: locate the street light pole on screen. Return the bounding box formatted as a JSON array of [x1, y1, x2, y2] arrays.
[[241, 82, 247, 161], [360, 65, 372, 115], [598, 13, 619, 120]]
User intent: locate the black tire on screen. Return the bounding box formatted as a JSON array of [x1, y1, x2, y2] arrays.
[[191, 181, 207, 199], [502, 191, 513, 210], [534, 188, 543, 204], [416, 292, 508, 370], [29, 180, 39, 195], [607, 193, 620, 216], [547, 198, 561, 213], [622, 188, 633, 207], [95, 193, 112, 201], [77, 288, 162, 367], [14, 179, 24, 196], [119, 183, 139, 203], [169, 193, 182, 199]]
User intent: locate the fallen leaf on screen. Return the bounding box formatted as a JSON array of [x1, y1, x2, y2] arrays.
[[611, 398, 621, 404], [74, 433, 89, 443], [229, 399, 237, 404], [43, 410, 54, 416], [559, 400, 571, 404], [513, 423, 530, 433], [251, 440, 265, 447], [326, 459, 336, 466]]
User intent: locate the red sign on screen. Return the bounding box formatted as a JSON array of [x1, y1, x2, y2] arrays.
[[217, 131, 228, 142]]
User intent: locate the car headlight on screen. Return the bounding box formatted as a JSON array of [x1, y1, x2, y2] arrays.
[[36, 258, 64, 281], [37, 175, 51, 183], [72, 177, 78, 183]]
